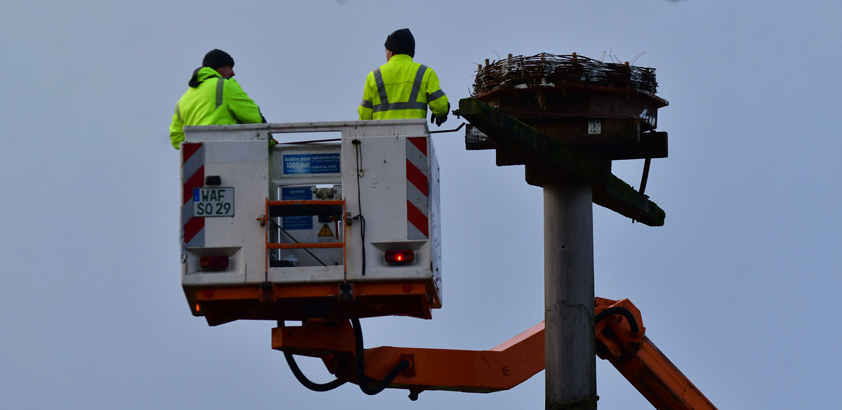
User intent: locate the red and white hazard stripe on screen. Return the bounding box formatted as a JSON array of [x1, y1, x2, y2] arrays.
[[182, 143, 205, 248], [406, 137, 429, 240]]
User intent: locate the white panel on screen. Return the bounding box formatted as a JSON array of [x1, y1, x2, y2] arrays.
[[181, 137, 268, 286]]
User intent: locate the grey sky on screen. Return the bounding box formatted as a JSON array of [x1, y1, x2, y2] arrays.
[[1, 0, 840, 409]]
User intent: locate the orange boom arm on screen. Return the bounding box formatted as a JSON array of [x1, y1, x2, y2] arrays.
[[272, 297, 717, 409]]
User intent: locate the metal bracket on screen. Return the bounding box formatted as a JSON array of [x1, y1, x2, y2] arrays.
[[258, 281, 275, 303], [639, 158, 651, 196], [339, 283, 354, 302]]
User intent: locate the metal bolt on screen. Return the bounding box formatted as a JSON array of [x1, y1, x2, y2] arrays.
[[502, 366, 511, 376]]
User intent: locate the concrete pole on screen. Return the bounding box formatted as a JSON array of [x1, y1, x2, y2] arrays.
[[544, 180, 597, 410]]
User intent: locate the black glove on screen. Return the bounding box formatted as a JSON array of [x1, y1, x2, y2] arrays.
[[430, 102, 450, 126]]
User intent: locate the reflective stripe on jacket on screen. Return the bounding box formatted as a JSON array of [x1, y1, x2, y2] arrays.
[[169, 67, 264, 149], [358, 54, 448, 120]]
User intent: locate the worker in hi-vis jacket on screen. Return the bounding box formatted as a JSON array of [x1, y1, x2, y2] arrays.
[[169, 49, 266, 149], [358, 29, 449, 125]]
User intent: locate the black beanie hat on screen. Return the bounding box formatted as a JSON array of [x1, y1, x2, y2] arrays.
[[384, 29, 415, 58], [202, 49, 235, 69]]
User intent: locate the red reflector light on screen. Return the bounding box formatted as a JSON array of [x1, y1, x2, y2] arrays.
[[200, 255, 230, 270], [384, 250, 414, 265]]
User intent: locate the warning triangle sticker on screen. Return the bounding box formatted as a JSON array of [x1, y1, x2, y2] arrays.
[[317, 224, 334, 237]]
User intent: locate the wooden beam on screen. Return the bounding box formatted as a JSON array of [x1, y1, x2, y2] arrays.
[[458, 98, 611, 182], [459, 98, 665, 227], [466, 125, 667, 161], [598, 131, 668, 160], [594, 174, 665, 225], [496, 150, 525, 167]]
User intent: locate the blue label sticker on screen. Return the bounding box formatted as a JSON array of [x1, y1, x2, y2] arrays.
[[283, 154, 340, 175], [193, 188, 200, 202], [281, 187, 313, 230]]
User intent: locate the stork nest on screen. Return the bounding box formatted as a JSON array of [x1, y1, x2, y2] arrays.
[[472, 53, 658, 96]]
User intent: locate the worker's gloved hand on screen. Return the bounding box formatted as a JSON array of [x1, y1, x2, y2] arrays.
[[430, 103, 450, 126]]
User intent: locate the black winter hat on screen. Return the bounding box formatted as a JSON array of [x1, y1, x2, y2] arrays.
[[384, 29, 415, 58], [202, 49, 235, 69]]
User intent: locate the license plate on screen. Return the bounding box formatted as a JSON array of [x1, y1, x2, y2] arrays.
[[193, 187, 235, 217]]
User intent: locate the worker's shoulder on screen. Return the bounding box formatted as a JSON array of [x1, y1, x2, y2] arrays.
[[222, 77, 244, 88], [221, 77, 251, 95], [417, 62, 438, 72], [404, 60, 438, 76]]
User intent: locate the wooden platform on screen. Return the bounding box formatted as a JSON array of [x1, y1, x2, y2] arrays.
[[458, 98, 665, 226]]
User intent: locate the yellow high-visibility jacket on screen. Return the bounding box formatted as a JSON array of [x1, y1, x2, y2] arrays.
[[169, 67, 264, 149], [358, 54, 448, 120]]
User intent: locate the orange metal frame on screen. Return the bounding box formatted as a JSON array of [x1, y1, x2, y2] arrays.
[[190, 281, 435, 325], [272, 297, 718, 410]]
